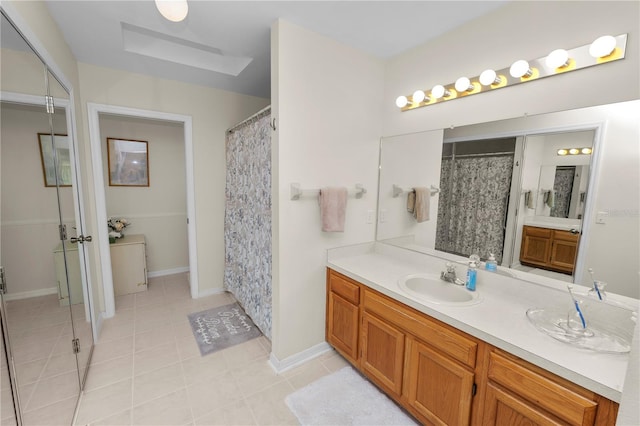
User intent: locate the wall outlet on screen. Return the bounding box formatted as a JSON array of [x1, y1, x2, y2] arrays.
[[379, 209, 387, 223]]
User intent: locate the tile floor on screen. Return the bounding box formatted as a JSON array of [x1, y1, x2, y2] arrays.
[[1, 292, 93, 426], [74, 273, 349, 425]]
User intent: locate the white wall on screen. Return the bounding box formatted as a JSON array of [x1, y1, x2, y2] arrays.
[[377, 130, 443, 246], [99, 115, 188, 276], [0, 103, 70, 297], [271, 20, 384, 361], [77, 63, 269, 307]]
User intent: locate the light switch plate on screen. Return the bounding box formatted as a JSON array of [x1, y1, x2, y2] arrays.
[[595, 211, 608, 224]]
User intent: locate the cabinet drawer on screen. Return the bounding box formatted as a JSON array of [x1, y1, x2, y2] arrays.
[[487, 351, 597, 425], [524, 226, 552, 238], [553, 229, 580, 242], [328, 271, 360, 305], [363, 290, 477, 368]]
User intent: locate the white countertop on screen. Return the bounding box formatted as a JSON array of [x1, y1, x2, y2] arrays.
[[327, 242, 638, 403]]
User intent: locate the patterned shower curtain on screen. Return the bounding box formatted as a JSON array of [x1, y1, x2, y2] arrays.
[[224, 107, 272, 339], [436, 155, 514, 263], [551, 166, 575, 218]]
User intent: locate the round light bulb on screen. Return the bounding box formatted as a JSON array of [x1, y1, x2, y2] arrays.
[[589, 35, 616, 58], [546, 49, 570, 68], [479, 69, 500, 86], [455, 77, 472, 93], [581, 147, 593, 155], [395, 95, 408, 108], [557, 149, 568, 156], [431, 84, 447, 99], [510, 60, 532, 78], [569, 148, 580, 155], [155, 0, 189, 22], [412, 90, 426, 104]]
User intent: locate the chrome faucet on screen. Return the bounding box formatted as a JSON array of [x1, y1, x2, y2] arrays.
[[441, 263, 465, 286]]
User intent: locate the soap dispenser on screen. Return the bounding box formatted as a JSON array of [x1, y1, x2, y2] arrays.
[[485, 253, 497, 272], [466, 254, 480, 291]]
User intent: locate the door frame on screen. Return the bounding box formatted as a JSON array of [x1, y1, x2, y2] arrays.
[[87, 103, 198, 318]]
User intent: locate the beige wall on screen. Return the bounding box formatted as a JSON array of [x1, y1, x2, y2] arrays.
[[78, 63, 269, 302], [0, 103, 70, 296], [271, 20, 384, 361], [99, 115, 188, 275]]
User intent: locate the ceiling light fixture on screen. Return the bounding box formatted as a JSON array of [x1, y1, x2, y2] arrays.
[[557, 149, 569, 156], [155, 0, 189, 22], [581, 147, 593, 155], [557, 147, 592, 156]]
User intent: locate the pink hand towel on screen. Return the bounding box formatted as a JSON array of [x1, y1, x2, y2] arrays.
[[318, 187, 348, 232]]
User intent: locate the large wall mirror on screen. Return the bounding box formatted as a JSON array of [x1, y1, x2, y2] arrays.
[[376, 100, 639, 299]]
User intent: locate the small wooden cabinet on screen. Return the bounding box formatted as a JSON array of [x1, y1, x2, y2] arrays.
[[520, 225, 579, 274], [53, 243, 84, 306], [325, 268, 619, 426], [110, 234, 147, 296]]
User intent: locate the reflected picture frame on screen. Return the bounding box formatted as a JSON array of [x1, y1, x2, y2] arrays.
[[107, 137, 149, 187], [38, 133, 72, 187]]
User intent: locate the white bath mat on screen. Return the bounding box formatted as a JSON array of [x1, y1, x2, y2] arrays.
[[285, 366, 418, 425]]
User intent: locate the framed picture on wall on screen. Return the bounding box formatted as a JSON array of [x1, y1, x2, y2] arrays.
[[107, 138, 149, 186], [38, 133, 72, 187]]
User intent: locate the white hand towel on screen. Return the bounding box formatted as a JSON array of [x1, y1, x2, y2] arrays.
[[318, 187, 348, 232]]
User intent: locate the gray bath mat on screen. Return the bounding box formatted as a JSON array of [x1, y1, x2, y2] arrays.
[[188, 302, 261, 356]]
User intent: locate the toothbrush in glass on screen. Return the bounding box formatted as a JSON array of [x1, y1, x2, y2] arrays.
[[567, 285, 587, 329], [588, 268, 602, 300]]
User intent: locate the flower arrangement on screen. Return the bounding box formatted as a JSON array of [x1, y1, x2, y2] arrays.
[[107, 217, 130, 241]]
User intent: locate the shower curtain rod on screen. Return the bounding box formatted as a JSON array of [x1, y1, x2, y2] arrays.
[[443, 151, 515, 159], [226, 105, 271, 133]]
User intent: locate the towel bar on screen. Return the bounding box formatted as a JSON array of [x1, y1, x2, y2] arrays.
[[290, 183, 366, 201], [392, 184, 439, 198]]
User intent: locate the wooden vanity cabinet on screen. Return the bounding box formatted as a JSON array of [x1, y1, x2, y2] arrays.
[[520, 225, 579, 274], [325, 268, 619, 426], [483, 350, 618, 426]]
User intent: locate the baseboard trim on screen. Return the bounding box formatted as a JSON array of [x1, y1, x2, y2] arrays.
[[3, 287, 58, 301], [147, 267, 189, 278], [197, 287, 226, 298], [268, 342, 332, 374]]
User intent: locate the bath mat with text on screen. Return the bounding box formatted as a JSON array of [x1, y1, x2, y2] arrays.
[[188, 302, 262, 356]]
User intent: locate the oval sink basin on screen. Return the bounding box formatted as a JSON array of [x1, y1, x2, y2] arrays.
[[398, 274, 482, 306]]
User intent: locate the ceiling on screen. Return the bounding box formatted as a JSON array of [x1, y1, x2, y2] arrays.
[[44, 1, 508, 98]]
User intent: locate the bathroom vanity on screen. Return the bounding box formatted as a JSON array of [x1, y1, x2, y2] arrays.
[[520, 225, 580, 274], [326, 243, 634, 425]]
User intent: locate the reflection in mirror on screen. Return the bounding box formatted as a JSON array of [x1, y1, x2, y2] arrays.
[[376, 100, 640, 299]]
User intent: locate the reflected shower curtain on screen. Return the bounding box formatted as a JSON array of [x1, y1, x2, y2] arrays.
[[551, 167, 575, 218], [224, 107, 272, 339], [436, 155, 513, 263]]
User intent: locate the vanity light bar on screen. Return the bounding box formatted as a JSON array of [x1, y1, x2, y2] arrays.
[[396, 34, 627, 112], [557, 147, 592, 156]]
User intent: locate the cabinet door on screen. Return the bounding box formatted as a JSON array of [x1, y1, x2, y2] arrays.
[[361, 311, 404, 397], [520, 227, 551, 267], [406, 338, 475, 426], [327, 291, 359, 363], [483, 383, 563, 426], [550, 232, 578, 273], [111, 243, 147, 296]]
